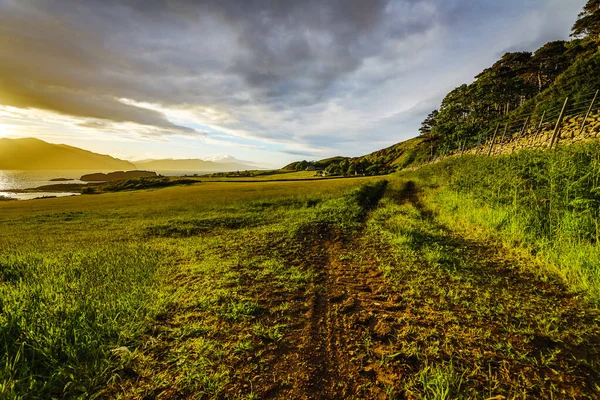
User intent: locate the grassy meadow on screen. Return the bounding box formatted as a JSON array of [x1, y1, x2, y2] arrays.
[[2, 149, 600, 399], [403, 141, 600, 301], [0, 178, 382, 398]]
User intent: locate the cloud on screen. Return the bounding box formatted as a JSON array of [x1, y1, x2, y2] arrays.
[[0, 0, 194, 133], [0, 0, 587, 160]]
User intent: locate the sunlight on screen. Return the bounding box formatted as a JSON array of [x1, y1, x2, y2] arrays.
[[0, 121, 15, 138]]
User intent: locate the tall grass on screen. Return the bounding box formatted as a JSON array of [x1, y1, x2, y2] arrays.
[[0, 246, 165, 398], [406, 141, 600, 299]]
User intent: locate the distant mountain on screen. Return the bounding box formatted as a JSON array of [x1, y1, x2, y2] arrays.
[[0, 137, 135, 170], [133, 158, 258, 172], [203, 155, 260, 166]]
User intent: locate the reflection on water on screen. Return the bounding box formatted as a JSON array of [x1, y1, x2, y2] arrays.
[[0, 170, 93, 191], [0, 170, 93, 201], [0, 169, 209, 201]]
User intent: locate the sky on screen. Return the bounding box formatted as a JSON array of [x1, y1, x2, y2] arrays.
[[0, 0, 587, 168]]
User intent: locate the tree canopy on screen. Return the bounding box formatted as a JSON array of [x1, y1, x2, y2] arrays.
[[572, 0, 600, 38], [419, 0, 600, 156]]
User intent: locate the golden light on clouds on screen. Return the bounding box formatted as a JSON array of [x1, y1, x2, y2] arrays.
[[0, 0, 585, 165]]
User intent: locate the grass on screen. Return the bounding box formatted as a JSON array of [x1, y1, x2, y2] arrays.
[[402, 141, 600, 300], [1, 146, 600, 398], [0, 176, 382, 398], [364, 177, 600, 398], [0, 245, 166, 398]]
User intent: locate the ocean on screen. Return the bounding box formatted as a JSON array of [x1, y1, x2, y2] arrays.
[[0, 170, 217, 200]]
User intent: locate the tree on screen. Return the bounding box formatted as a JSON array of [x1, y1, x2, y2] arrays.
[[295, 160, 309, 171], [419, 110, 438, 136], [526, 41, 569, 92], [572, 0, 600, 38]]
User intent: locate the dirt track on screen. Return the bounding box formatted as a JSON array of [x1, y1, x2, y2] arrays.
[[112, 182, 600, 399], [236, 182, 600, 399]]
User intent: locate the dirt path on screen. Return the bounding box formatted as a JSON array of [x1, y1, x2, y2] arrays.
[[110, 181, 600, 399], [248, 181, 600, 399], [247, 231, 406, 400]]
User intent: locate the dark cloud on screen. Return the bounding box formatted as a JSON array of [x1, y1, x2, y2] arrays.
[[0, 0, 428, 109], [0, 0, 586, 155], [0, 0, 195, 132]]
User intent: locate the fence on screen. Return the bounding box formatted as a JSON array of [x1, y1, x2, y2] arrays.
[[432, 88, 600, 161]]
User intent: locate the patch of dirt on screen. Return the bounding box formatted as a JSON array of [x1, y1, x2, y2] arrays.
[[224, 225, 411, 399]]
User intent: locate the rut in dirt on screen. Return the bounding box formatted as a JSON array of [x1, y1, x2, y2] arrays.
[[253, 180, 600, 399], [286, 230, 406, 399]]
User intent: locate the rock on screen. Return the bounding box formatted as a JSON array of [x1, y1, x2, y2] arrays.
[[81, 170, 157, 182]]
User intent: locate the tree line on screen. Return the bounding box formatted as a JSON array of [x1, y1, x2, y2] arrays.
[[420, 0, 600, 155]]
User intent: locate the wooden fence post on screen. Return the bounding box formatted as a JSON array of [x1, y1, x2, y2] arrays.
[[475, 130, 484, 154], [531, 111, 546, 145], [579, 89, 599, 137], [487, 123, 501, 156], [512, 116, 530, 152], [498, 123, 509, 152], [519, 116, 530, 138], [550, 97, 569, 149]]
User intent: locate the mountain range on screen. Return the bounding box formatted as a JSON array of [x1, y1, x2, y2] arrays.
[[134, 158, 258, 172], [0, 138, 259, 172]]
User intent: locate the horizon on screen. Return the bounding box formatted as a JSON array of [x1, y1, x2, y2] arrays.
[[0, 136, 266, 166], [0, 0, 586, 167]]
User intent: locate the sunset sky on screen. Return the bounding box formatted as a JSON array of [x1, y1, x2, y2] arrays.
[[0, 0, 586, 167]]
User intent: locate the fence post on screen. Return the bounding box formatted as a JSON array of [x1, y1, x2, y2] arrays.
[[519, 116, 530, 138], [498, 123, 509, 152], [579, 89, 599, 137], [531, 111, 546, 145], [475, 130, 484, 154], [550, 97, 569, 149], [512, 116, 530, 152], [487, 123, 501, 156]]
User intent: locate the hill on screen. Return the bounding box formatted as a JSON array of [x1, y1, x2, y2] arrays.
[[417, 4, 600, 158], [283, 136, 431, 175], [133, 158, 257, 172], [286, 2, 600, 173], [0, 138, 135, 170]]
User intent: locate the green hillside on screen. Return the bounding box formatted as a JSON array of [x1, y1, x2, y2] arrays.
[[284, 136, 431, 176], [288, 2, 600, 172], [420, 6, 600, 157]]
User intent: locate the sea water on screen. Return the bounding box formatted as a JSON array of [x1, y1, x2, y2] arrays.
[[0, 170, 216, 200], [0, 170, 94, 200]]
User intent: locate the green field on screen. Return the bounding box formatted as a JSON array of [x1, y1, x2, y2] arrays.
[[1, 159, 600, 399]]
